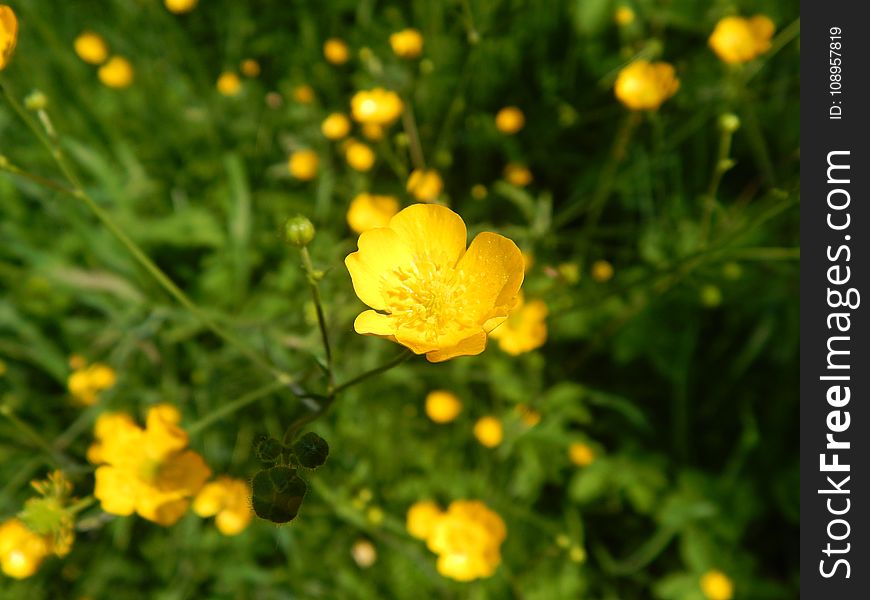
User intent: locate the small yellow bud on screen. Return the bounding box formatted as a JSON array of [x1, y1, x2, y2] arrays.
[[473, 416, 503, 448], [495, 106, 525, 134], [73, 31, 108, 65], [216, 72, 241, 96], [503, 163, 532, 187], [591, 260, 614, 282], [569, 442, 596, 467], [614, 6, 635, 26], [345, 140, 376, 171], [321, 113, 352, 140], [425, 391, 463, 423], [288, 150, 319, 181], [98, 56, 134, 89], [718, 113, 741, 133], [323, 38, 350, 65], [471, 184, 487, 200], [165, 0, 198, 14], [240, 59, 260, 78], [700, 570, 734, 600], [390, 28, 424, 59]]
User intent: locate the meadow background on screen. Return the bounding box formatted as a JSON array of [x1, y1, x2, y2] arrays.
[[0, 0, 799, 598]]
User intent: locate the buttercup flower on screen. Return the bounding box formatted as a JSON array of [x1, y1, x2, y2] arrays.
[[324, 38, 350, 65], [490, 293, 548, 355], [516, 404, 541, 427], [700, 570, 734, 600], [165, 0, 198, 14], [216, 72, 241, 96], [74, 31, 108, 65], [89, 405, 211, 526], [569, 442, 596, 466], [709, 15, 775, 64], [390, 28, 424, 59], [67, 360, 116, 406], [98, 56, 134, 88], [406, 168, 443, 202], [345, 139, 376, 171], [240, 58, 260, 77], [425, 390, 462, 423], [471, 184, 487, 200], [321, 112, 352, 140], [288, 149, 319, 181], [407, 500, 443, 540], [345, 204, 524, 362], [425, 500, 507, 582], [474, 416, 503, 447], [503, 163, 532, 187], [495, 106, 525, 134], [346, 193, 400, 234], [0, 519, 49, 579], [193, 477, 253, 536], [351, 88, 404, 126], [591, 259, 614, 282], [614, 60, 679, 111], [0, 5, 18, 71], [293, 84, 315, 104], [614, 6, 635, 26]]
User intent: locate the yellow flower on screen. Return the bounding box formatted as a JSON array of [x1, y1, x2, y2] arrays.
[[495, 106, 525, 134], [516, 404, 541, 427], [321, 112, 352, 140], [216, 72, 241, 96], [90, 405, 211, 526], [361, 123, 384, 141], [345, 204, 524, 362], [471, 184, 487, 200], [347, 193, 400, 234], [406, 168, 444, 202], [192, 477, 253, 536], [474, 416, 503, 448], [351, 539, 378, 568], [569, 442, 596, 466], [591, 259, 614, 282], [700, 570, 734, 600], [345, 139, 376, 171], [614, 6, 635, 26], [323, 38, 350, 65], [490, 293, 548, 355], [98, 56, 134, 89], [288, 149, 319, 181], [293, 84, 315, 104], [165, 0, 198, 14], [351, 88, 404, 126], [426, 500, 507, 582], [0, 5, 19, 71], [74, 31, 108, 65], [240, 58, 260, 77], [709, 15, 775, 64], [406, 500, 443, 540], [390, 28, 424, 59], [425, 390, 462, 423], [614, 60, 679, 111], [67, 361, 116, 406], [503, 163, 532, 187], [0, 519, 50, 579]]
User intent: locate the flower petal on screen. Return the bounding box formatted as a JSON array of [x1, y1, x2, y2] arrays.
[[345, 227, 414, 311], [353, 310, 397, 337], [456, 232, 524, 321], [387, 204, 467, 267], [425, 331, 487, 362], [94, 466, 138, 516]]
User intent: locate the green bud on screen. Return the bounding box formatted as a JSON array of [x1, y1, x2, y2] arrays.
[[719, 113, 740, 133], [24, 90, 48, 111], [292, 432, 329, 469], [253, 435, 284, 465], [251, 466, 307, 523], [700, 284, 723, 307], [282, 216, 315, 247], [722, 261, 742, 280]]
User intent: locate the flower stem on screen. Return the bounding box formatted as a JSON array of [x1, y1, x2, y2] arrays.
[[401, 101, 426, 171], [700, 123, 736, 244], [188, 380, 289, 435], [299, 246, 333, 390], [332, 349, 414, 395]]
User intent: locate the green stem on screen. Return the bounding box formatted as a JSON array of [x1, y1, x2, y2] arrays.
[[68, 496, 96, 515], [597, 526, 676, 575], [700, 124, 735, 244], [332, 349, 414, 395], [188, 380, 288, 435], [401, 101, 426, 171], [299, 246, 333, 390], [0, 405, 73, 469]]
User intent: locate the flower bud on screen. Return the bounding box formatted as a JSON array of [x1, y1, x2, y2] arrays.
[[24, 91, 48, 111], [282, 216, 315, 247], [719, 113, 741, 133]]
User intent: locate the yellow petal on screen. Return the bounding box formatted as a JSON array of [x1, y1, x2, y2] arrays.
[[387, 204, 467, 267], [425, 331, 487, 362], [456, 232, 524, 320], [155, 450, 212, 496], [94, 466, 138, 516], [353, 310, 397, 337], [345, 227, 414, 311]]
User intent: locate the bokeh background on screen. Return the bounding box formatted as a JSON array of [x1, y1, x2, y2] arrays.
[[1, 0, 799, 598]]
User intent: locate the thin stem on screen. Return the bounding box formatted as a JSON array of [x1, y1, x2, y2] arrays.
[[332, 349, 414, 395], [299, 246, 333, 390], [401, 102, 426, 171], [0, 405, 73, 469], [188, 379, 288, 435], [700, 124, 736, 243], [68, 496, 96, 515]]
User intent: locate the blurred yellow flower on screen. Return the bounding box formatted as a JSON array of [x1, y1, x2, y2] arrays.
[[361, 122, 385, 141], [324, 38, 350, 65], [614, 6, 635, 26], [0, 519, 49, 579], [351, 88, 404, 126], [406, 500, 443, 540], [591, 259, 614, 282], [709, 15, 775, 64], [474, 416, 503, 448], [471, 184, 488, 200], [346, 193, 400, 234], [216, 72, 241, 96], [98, 56, 134, 88], [516, 404, 541, 427], [614, 60, 679, 111], [345, 139, 376, 171], [426, 500, 506, 581], [288, 149, 319, 181], [569, 442, 596, 466], [89, 405, 211, 526], [351, 539, 378, 568], [240, 58, 260, 77], [503, 163, 532, 187], [67, 361, 116, 406], [193, 476, 253, 536], [406, 168, 443, 202], [345, 204, 524, 362], [0, 5, 19, 71], [700, 570, 734, 600], [321, 112, 351, 140], [425, 390, 462, 423], [495, 106, 525, 134], [490, 293, 548, 355], [293, 84, 315, 104], [390, 28, 424, 59], [165, 0, 198, 14], [74, 31, 108, 65]]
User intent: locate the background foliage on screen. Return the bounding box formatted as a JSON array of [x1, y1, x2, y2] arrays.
[[0, 0, 799, 598]]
